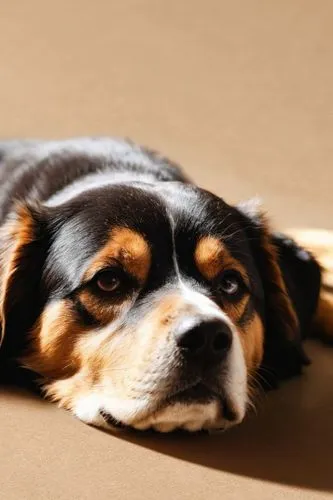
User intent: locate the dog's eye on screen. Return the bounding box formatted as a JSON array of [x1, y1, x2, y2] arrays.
[[96, 270, 121, 292], [218, 271, 243, 297]]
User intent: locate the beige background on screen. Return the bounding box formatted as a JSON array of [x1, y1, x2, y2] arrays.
[[0, 1, 332, 499]]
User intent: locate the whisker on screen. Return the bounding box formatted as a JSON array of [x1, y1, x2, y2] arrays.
[[220, 221, 240, 238], [223, 228, 248, 241]]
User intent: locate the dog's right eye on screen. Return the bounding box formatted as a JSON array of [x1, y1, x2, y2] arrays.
[[87, 266, 138, 299], [215, 269, 247, 302], [96, 270, 121, 292]]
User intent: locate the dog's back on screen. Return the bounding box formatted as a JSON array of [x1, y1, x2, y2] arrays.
[[0, 138, 186, 221]]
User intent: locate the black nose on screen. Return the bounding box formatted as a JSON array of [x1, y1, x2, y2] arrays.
[[174, 318, 232, 364]]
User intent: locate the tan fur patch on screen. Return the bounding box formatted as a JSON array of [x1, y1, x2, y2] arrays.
[[225, 295, 249, 324], [195, 236, 249, 284], [21, 291, 131, 380], [0, 204, 36, 348], [77, 289, 126, 325], [239, 313, 264, 371], [84, 227, 151, 284], [27, 293, 201, 412], [21, 300, 84, 378]]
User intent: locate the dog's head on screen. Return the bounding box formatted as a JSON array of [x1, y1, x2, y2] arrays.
[[0, 181, 317, 432]]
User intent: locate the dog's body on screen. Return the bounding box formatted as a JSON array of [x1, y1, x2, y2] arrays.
[[0, 138, 330, 432]]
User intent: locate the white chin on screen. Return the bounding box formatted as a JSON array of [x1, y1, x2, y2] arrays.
[[73, 394, 245, 433], [131, 400, 243, 433]]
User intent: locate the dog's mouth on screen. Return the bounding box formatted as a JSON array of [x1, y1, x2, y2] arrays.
[[167, 382, 221, 403], [99, 382, 237, 430], [99, 410, 127, 429]]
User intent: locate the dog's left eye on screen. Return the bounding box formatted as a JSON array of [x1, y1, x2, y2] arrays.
[[218, 270, 244, 297], [96, 270, 121, 292]]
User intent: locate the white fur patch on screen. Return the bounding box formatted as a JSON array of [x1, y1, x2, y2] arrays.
[[74, 393, 150, 428], [133, 401, 222, 432], [74, 393, 107, 428], [223, 328, 247, 419], [179, 284, 228, 321], [237, 197, 263, 219], [73, 392, 240, 433]]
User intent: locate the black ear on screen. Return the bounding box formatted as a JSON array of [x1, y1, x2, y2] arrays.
[[0, 203, 48, 363], [237, 200, 321, 388], [270, 231, 322, 336]]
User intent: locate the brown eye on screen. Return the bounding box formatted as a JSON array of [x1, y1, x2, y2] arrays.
[[96, 270, 121, 292]]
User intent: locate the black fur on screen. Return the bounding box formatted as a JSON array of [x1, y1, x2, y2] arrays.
[[0, 139, 322, 389]]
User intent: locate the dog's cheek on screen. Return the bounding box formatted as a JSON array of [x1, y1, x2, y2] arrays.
[[20, 300, 84, 379], [222, 296, 264, 372], [88, 296, 184, 404], [44, 376, 83, 410], [97, 307, 179, 400], [238, 313, 264, 372], [44, 313, 175, 416]]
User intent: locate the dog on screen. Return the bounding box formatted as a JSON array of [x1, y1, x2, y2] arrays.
[[0, 138, 331, 432]]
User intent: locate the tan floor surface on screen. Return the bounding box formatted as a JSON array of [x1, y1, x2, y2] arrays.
[[0, 1, 332, 499]]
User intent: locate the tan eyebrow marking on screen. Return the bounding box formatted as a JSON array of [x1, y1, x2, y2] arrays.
[[194, 236, 249, 284], [84, 227, 151, 284]]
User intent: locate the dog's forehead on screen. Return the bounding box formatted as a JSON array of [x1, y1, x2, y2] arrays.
[[157, 183, 249, 251], [155, 184, 262, 289], [155, 182, 242, 239], [45, 182, 255, 294], [51, 182, 236, 248], [45, 184, 172, 290]]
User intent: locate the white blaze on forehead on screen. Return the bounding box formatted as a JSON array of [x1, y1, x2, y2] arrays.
[[168, 209, 231, 322], [178, 284, 229, 321]]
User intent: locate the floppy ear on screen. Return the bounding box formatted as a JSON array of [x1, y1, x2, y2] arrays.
[[283, 228, 333, 344], [237, 200, 320, 388], [0, 203, 48, 362]]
